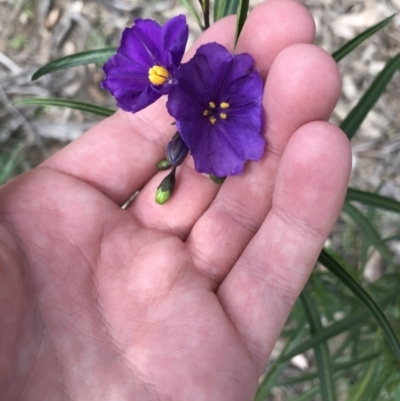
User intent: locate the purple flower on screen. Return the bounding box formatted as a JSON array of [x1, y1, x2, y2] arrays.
[[102, 15, 188, 113], [167, 43, 265, 177]]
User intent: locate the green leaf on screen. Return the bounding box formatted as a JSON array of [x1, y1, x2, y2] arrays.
[[255, 319, 307, 401], [31, 47, 116, 81], [340, 52, 400, 139], [346, 355, 389, 401], [0, 143, 24, 185], [346, 188, 400, 214], [300, 289, 337, 401], [214, 0, 241, 21], [278, 351, 380, 386], [178, 0, 203, 30], [14, 98, 115, 117], [332, 15, 395, 62], [281, 279, 400, 362], [213, 0, 227, 22], [373, 232, 400, 244], [224, 0, 241, 16], [342, 202, 395, 269], [319, 248, 400, 361], [234, 0, 249, 47]]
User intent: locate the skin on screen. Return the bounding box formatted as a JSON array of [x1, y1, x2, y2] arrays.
[[0, 1, 352, 400]]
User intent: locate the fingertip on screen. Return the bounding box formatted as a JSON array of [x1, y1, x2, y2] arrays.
[[275, 120, 352, 231], [264, 43, 342, 155], [184, 15, 237, 61], [237, 0, 316, 78]]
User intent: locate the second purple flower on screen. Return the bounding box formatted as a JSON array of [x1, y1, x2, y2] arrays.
[[167, 42, 265, 177]]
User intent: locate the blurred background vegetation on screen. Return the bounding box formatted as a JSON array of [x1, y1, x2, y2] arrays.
[[0, 0, 399, 400]]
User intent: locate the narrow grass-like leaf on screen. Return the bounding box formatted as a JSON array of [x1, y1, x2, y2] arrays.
[[31, 47, 116, 81], [332, 15, 395, 62], [279, 351, 380, 386], [255, 319, 307, 401], [340, 52, 400, 139], [319, 248, 400, 361], [289, 371, 345, 401], [281, 282, 400, 362], [301, 290, 337, 401], [343, 202, 395, 269], [178, 0, 203, 30], [224, 0, 240, 16], [14, 98, 115, 117], [214, 0, 227, 22], [360, 203, 376, 272], [346, 188, 400, 214], [346, 355, 389, 401], [198, 0, 210, 29], [0, 143, 24, 184], [332, 329, 359, 359], [234, 0, 249, 47], [373, 232, 400, 244]]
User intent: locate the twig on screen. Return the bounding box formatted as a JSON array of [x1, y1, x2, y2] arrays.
[[0, 53, 22, 75], [0, 86, 47, 156]]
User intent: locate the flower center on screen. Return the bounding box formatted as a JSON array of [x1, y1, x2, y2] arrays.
[[203, 102, 230, 124], [148, 66, 170, 85]]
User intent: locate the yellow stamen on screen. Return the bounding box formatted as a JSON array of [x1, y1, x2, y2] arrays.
[[220, 112, 227, 119], [210, 117, 216, 124], [203, 110, 209, 116], [220, 102, 229, 109], [209, 101, 216, 109], [148, 65, 170, 85]]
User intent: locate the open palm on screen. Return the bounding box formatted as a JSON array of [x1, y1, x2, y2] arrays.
[[0, 1, 351, 400]]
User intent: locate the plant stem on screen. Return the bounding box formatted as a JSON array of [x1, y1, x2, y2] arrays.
[[199, 0, 210, 29]]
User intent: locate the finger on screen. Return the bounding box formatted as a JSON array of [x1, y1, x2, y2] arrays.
[[187, 43, 341, 282], [236, 0, 315, 75], [217, 122, 352, 371], [128, 0, 316, 239], [40, 17, 236, 206]]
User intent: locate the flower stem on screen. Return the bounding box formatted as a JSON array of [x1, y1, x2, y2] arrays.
[[199, 0, 210, 29]]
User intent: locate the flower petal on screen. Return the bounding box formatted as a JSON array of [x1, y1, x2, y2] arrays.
[[162, 15, 189, 69], [102, 54, 160, 112], [176, 43, 233, 104], [119, 18, 163, 66], [167, 42, 265, 176], [102, 16, 189, 113]]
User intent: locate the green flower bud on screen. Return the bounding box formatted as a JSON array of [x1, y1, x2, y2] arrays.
[[209, 174, 225, 185], [157, 159, 172, 170], [155, 167, 176, 205]]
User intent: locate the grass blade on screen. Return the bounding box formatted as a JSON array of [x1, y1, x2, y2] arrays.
[[342, 202, 395, 269], [280, 281, 400, 362], [300, 289, 337, 401], [332, 15, 395, 62], [255, 319, 307, 401], [178, 0, 203, 30], [340, 52, 400, 139], [0, 143, 24, 184], [31, 47, 116, 81], [372, 232, 400, 244], [234, 0, 249, 47], [346, 355, 388, 401], [319, 248, 400, 361], [213, 0, 227, 22], [279, 351, 380, 386], [346, 188, 400, 214], [224, 0, 241, 16], [14, 98, 115, 117]]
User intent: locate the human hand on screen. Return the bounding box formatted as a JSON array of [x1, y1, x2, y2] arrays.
[[0, 1, 351, 400]]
